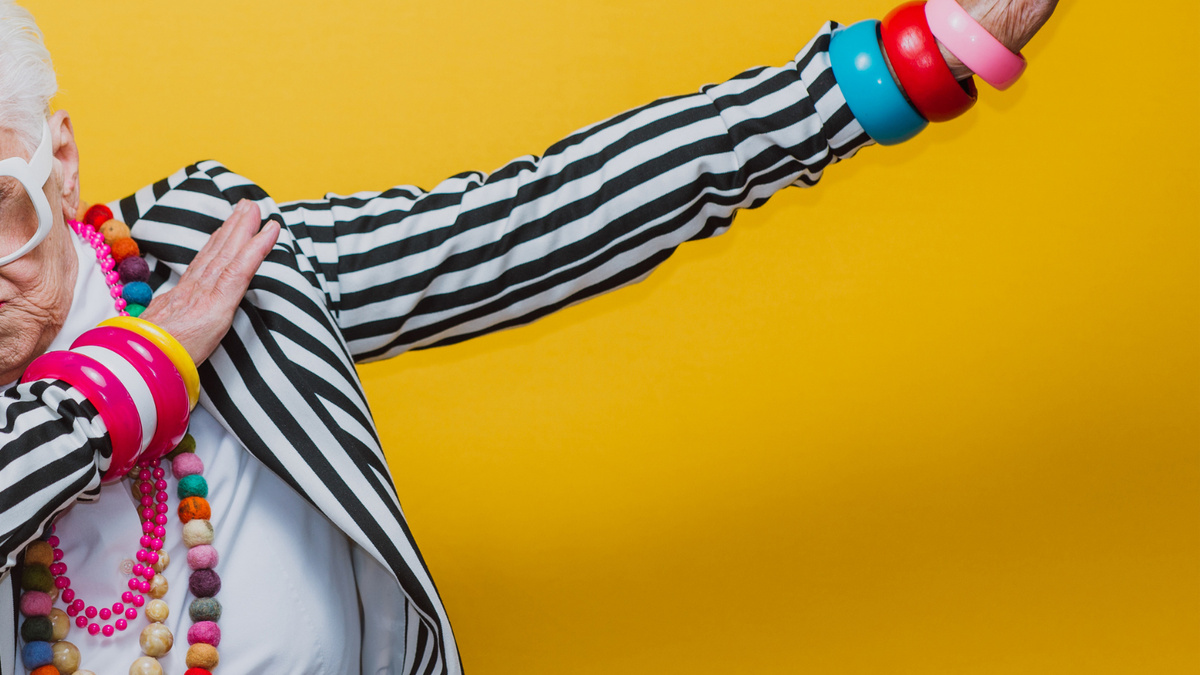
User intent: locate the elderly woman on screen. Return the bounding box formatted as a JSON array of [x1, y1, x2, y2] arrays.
[[0, 0, 1057, 674]]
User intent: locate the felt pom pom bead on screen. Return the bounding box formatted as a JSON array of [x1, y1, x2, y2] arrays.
[[24, 541, 54, 567], [21, 564, 54, 592], [20, 591, 52, 617], [177, 496, 211, 523], [178, 474, 208, 499], [111, 236, 142, 264], [172, 453, 204, 479], [182, 519, 214, 548], [82, 204, 113, 229], [188, 569, 221, 598], [185, 643, 219, 669], [30, 665, 59, 675], [20, 616, 53, 642], [117, 253, 150, 282], [166, 433, 196, 460], [184, 669, 213, 675], [21, 641, 53, 669], [188, 597, 221, 623], [121, 281, 153, 307], [126, 303, 147, 317], [187, 544, 219, 570], [187, 620, 221, 647], [99, 219, 131, 245]]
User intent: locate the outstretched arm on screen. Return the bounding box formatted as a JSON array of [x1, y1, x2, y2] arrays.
[[284, 22, 868, 362]]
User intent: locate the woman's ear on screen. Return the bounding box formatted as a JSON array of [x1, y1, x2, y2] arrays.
[[49, 110, 80, 221]]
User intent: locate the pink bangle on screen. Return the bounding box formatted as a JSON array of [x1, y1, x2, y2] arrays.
[[925, 0, 1027, 90], [72, 327, 190, 462], [21, 350, 143, 482]]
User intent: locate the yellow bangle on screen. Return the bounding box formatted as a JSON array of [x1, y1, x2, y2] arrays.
[[99, 316, 200, 410]]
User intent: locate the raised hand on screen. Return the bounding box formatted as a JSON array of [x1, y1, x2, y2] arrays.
[[942, 0, 1060, 79], [140, 200, 280, 365]]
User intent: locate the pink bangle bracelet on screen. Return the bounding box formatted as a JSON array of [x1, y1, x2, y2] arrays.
[[72, 327, 190, 463], [925, 0, 1027, 90], [21, 350, 143, 482]]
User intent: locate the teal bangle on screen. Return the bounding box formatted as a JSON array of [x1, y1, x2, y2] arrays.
[[829, 20, 929, 146]]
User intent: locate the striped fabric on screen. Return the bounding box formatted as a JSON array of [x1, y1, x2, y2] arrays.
[[1, 22, 870, 674]]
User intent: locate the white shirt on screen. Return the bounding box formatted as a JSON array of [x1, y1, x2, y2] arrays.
[[46, 232, 362, 673]]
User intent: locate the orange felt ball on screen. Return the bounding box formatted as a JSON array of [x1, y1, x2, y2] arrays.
[[30, 666, 58, 675], [82, 204, 112, 229], [111, 237, 141, 262], [178, 497, 211, 524], [99, 219, 132, 245]]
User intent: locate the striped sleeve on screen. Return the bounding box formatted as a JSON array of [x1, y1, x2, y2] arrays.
[[279, 22, 872, 362], [0, 380, 110, 579]]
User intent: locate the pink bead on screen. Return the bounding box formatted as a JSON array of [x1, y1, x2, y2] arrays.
[[122, 591, 135, 603], [140, 536, 152, 548], [187, 621, 222, 647], [113, 602, 124, 613], [54, 576, 69, 590], [141, 508, 155, 521], [115, 298, 127, 310], [116, 618, 128, 631], [74, 616, 87, 628], [99, 244, 110, 256], [102, 624, 115, 637], [139, 470, 151, 481], [62, 589, 75, 603], [19, 592, 52, 617], [84, 606, 97, 619], [49, 562, 66, 575], [146, 552, 159, 565], [133, 563, 146, 576], [87, 623, 100, 635], [136, 550, 148, 562], [46, 536, 59, 547], [52, 549, 63, 562], [142, 522, 154, 534], [69, 600, 84, 612], [155, 503, 168, 514], [154, 479, 167, 490], [132, 595, 145, 607], [187, 545, 219, 570], [172, 453, 205, 479], [138, 580, 150, 592], [99, 608, 111, 620], [140, 496, 153, 507], [154, 514, 168, 526], [152, 526, 166, 538], [101, 258, 115, 272], [129, 578, 142, 591], [150, 538, 163, 550], [106, 270, 120, 284], [109, 286, 121, 299], [153, 467, 165, 479], [141, 568, 155, 581], [125, 608, 138, 620]]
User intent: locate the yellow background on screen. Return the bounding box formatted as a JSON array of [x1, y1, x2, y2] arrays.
[[29, 0, 1199, 672]]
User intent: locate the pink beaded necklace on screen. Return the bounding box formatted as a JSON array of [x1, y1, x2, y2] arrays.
[[17, 209, 221, 675]]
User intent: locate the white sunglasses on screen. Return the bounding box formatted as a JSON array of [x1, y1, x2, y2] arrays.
[[0, 120, 55, 267]]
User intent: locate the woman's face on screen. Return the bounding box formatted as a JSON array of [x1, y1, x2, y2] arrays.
[[0, 113, 81, 385]]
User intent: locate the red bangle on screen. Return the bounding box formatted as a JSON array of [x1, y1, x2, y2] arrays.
[[21, 350, 143, 483], [881, 1, 978, 123]]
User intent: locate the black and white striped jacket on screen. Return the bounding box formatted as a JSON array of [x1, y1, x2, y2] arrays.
[[1, 23, 869, 674]]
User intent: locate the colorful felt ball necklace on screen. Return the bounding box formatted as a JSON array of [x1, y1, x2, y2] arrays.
[[16, 204, 222, 675]]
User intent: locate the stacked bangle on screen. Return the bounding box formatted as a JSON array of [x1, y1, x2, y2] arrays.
[[20, 318, 196, 483], [880, 2, 978, 122], [829, 20, 929, 145], [20, 351, 144, 482], [99, 317, 200, 411], [924, 0, 1026, 90], [72, 327, 190, 462]]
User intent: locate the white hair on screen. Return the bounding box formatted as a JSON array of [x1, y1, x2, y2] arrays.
[[0, 0, 55, 155]]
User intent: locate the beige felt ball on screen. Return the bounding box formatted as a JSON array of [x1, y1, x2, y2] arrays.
[[182, 519, 214, 548]]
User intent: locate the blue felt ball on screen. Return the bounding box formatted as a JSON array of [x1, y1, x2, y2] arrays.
[[121, 281, 153, 307], [178, 474, 208, 499], [21, 641, 53, 669]]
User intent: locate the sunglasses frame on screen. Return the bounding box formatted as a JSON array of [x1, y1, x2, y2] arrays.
[[0, 120, 55, 266]]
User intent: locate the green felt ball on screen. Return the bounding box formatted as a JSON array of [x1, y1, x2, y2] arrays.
[[19, 617, 52, 642], [20, 564, 53, 593], [166, 434, 196, 460], [189, 597, 222, 623], [125, 303, 147, 317], [177, 474, 208, 499]]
